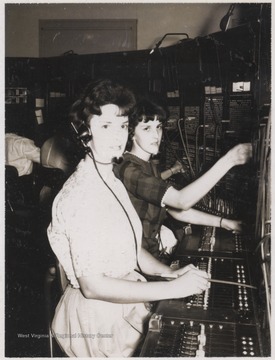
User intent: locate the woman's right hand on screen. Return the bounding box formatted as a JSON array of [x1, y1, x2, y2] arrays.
[[225, 143, 252, 167], [171, 264, 210, 298]]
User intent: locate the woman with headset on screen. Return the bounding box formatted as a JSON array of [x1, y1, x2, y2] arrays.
[[47, 79, 210, 357], [116, 98, 252, 259]]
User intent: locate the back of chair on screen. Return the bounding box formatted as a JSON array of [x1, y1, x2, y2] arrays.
[[40, 135, 76, 176], [5, 165, 23, 211], [45, 260, 69, 357]]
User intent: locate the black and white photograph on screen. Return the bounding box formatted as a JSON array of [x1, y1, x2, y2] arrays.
[[4, 1, 272, 358]]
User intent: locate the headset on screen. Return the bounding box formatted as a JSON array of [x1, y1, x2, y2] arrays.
[[70, 121, 92, 153]]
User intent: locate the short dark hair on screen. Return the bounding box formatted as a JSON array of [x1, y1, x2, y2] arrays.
[[127, 98, 167, 149], [70, 78, 136, 131]]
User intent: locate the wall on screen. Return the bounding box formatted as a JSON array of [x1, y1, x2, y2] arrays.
[[5, 2, 233, 58]]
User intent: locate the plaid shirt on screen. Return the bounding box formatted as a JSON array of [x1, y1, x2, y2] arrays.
[[115, 153, 172, 258]]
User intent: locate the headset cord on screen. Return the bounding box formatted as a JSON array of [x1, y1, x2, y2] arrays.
[[87, 151, 142, 273]]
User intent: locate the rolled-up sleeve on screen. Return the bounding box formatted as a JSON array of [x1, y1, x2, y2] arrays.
[[123, 163, 171, 207]]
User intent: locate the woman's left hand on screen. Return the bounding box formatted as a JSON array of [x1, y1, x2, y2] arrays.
[[171, 160, 184, 174], [155, 264, 199, 280], [221, 218, 243, 233]]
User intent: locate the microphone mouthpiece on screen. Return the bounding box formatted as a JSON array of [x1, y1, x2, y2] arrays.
[[112, 156, 123, 165]]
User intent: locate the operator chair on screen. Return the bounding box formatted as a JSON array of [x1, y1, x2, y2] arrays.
[[44, 260, 68, 357]]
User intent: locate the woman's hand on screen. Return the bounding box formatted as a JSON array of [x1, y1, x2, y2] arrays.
[[172, 263, 197, 276], [221, 218, 243, 233], [171, 264, 210, 298], [171, 160, 184, 174], [225, 143, 252, 167]]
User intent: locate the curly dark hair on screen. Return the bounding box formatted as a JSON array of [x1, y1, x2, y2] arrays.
[[127, 98, 167, 150], [70, 78, 136, 131]]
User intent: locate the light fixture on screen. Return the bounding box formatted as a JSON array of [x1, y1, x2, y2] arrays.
[[150, 33, 189, 55]]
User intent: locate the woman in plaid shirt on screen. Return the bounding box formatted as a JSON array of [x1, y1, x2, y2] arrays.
[[116, 98, 252, 259]]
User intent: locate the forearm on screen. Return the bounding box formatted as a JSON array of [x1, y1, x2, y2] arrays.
[[168, 207, 244, 233], [78, 273, 175, 303], [168, 207, 222, 227], [78, 263, 211, 303], [161, 168, 174, 180], [164, 156, 232, 210], [137, 247, 173, 275]]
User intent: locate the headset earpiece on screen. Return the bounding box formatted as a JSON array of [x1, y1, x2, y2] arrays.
[[71, 121, 92, 152]]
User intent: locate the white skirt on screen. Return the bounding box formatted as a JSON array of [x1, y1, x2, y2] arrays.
[[51, 272, 150, 357]]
